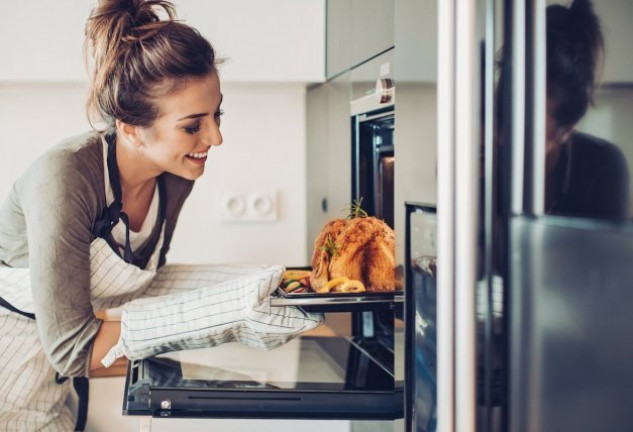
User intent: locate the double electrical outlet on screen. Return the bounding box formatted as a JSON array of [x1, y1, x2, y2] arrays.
[[221, 191, 277, 222]]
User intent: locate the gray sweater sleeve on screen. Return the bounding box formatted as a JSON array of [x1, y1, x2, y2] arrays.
[[18, 146, 103, 377]]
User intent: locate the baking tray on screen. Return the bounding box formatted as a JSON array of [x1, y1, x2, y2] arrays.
[[271, 289, 403, 312], [271, 268, 403, 312]]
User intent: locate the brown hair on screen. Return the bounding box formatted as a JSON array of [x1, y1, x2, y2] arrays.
[[84, 0, 217, 132], [546, 0, 604, 128]]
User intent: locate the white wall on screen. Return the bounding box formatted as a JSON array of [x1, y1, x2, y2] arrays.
[[169, 82, 309, 266], [0, 81, 309, 266]]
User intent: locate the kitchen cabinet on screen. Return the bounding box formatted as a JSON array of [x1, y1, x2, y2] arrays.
[[326, 0, 353, 79], [326, 0, 394, 79], [351, 0, 395, 69], [394, 0, 437, 83], [0, 0, 325, 83]]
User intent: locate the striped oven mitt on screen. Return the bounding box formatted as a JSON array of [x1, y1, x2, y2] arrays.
[[101, 265, 322, 367]]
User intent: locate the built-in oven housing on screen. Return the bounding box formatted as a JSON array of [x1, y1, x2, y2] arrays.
[[352, 107, 395, 228], [351, 83, 395, 229]]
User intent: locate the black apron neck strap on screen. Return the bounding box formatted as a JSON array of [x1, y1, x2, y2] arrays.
[[105, 135, 133, 263], [92, 133, 167, 265], [90, 134, 132, 263]]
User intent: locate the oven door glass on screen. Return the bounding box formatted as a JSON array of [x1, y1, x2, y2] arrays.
[[124, 335, 403, 420], [404, 203, 437, 431], [353, 107, 395, 228]]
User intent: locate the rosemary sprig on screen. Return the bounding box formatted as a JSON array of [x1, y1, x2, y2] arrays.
[[320, 235, 340, 259], [343, 197, 369, 219]]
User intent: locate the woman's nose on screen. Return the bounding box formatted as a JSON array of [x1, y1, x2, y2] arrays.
[[202, 119, 223, 147]]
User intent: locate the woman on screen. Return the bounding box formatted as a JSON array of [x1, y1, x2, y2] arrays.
[[543, 0, 629, 219], [0, 1, 320, 430]]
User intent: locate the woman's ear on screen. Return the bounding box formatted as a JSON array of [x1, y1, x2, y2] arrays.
[[115, 119, 144, 149]]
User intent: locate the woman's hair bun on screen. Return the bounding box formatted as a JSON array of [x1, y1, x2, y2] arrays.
[[569, 0, 603, 55], [86, 0, 175, 53], [546, 0, 604, 127], [84, 0, 217, 132]]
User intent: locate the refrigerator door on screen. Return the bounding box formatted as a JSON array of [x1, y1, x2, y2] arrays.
[[509, 219, 633, 431], [504, 1, 633, 431]]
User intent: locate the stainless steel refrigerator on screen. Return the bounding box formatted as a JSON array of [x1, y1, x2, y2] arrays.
[[403, 0, 633, 431]]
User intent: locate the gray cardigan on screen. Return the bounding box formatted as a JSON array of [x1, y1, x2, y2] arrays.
[[0, 131, 194, 377]]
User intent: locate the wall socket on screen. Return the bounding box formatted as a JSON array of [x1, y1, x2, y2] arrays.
[[221, 191, 278, 222]]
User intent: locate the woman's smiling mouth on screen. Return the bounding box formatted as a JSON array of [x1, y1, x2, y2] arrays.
[[186, 151, 208, 162]]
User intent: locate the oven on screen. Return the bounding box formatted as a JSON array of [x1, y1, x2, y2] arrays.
[[351, 73, 396, 229], [122, 291, 404, 422]]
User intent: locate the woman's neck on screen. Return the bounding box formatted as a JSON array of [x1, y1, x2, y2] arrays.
[[114, 138, 159, 197], [546, 142, 564, 175], [113, 135, 160, 230]]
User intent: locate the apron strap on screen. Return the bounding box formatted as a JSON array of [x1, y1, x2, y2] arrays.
[[93, 133, 167, 266], [0, 294, 35, 320], [54, 373, 89, 432], [73, 377, 90, 432]]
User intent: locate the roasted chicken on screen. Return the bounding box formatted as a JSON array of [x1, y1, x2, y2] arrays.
[[310, 216, 395, 292]]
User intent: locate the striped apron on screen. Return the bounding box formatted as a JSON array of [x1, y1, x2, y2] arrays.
[[0, 225, 165, 431]]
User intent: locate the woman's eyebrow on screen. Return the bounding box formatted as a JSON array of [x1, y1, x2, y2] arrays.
[[178, 112, 208, 121], [177, 94, 223, 121]]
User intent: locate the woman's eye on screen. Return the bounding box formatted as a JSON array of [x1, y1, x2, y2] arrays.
[[214, 109, 224, 122], [184, 123, 201, 135]]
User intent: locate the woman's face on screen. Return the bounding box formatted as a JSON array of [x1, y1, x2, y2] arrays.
[[136, 71, 223, 181], [545, 96, 573, 152]]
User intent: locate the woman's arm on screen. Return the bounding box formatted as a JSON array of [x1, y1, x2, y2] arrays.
[[89, 321, 122, 373], [20, 139, 104, 377]]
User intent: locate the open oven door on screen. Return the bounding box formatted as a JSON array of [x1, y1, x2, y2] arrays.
[[123, 304, 404, 421]]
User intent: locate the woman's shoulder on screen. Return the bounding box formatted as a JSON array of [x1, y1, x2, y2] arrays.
[[570, 132, 626, 163], [26, 132, 102, 178], [16, 131, 104, 202], [45, 131, 102, 164], [569, 132, 629, 175]]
